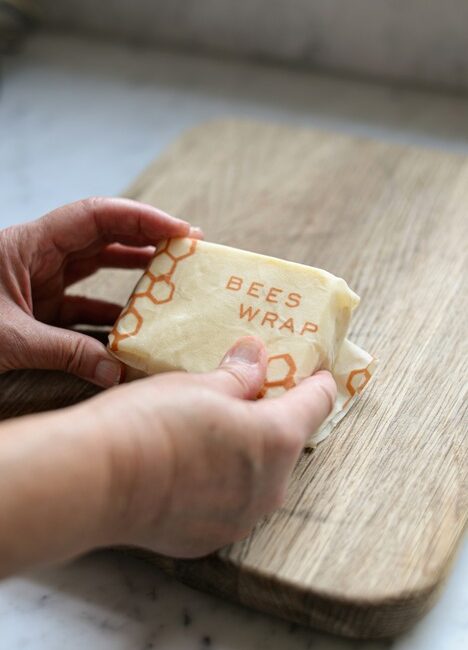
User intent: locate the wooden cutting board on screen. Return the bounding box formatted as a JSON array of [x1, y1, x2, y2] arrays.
[[0, 121, 466, 639]]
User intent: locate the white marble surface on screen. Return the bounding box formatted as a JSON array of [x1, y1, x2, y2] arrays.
[[0, 544, 467, 650], [0, 32, 467, 649], [41, 0, 468, 90]]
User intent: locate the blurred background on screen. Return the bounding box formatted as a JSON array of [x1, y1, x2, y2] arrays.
[[2, 0, 468, 230], [0, 3, 467, 650], [3, 0, 468, 89]]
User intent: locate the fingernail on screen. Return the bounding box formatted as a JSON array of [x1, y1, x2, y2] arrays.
[[189, 226, 204, 239], [222, 337, 262, 366], [95, 359, 123, 387]]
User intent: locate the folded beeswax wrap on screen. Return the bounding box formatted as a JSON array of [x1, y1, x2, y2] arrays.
[[109, 238, 376, 445]]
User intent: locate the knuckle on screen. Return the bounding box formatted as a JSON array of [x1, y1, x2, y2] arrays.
[[270, 418, 303, 459], [0, 318, 31, 372], [63, 335, 88, 374], [80, 196, 104, 212], [257, 403, 304, 459], [78, 196, 106, 229], [222, 366, 251, 395]]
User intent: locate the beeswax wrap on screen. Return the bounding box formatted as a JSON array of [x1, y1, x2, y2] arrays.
[[109, 238, 376, 445]]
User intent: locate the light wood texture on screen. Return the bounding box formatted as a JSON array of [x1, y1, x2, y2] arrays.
[[0, 120, 466, 638]]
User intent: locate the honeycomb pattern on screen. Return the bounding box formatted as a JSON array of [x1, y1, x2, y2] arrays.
[[109, 238, 197, 351], [136, 276, 175, 304], [110, 239, 373, 410], [260, 356, 373, 403], [258, 353, 297, 398], [343, 365, 372, 408]]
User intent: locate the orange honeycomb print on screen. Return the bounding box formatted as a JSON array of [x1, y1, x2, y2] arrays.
[[258, 353, 297, 398], [109, 238, 197, 352], [343, 365, 372, 408]]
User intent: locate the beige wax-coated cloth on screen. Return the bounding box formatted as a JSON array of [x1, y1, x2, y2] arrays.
[[109, 238, 376, 445]]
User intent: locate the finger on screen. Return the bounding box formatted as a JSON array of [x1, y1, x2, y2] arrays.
[[189, 226, 204, 239], [195, 336, 267, 400], [91, 243, 156, 268], [64, 244, 155, 286], [18, 317, 124, 388], [256, 370, 337, 447], [59, 296, 123, 326], [38, 197, 192, 257]]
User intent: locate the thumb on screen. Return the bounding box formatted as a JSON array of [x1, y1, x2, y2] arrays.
[[21, 320, 123, 388], [198, 336, 267, 400]]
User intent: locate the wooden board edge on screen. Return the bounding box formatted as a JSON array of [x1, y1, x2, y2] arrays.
[[127, 550, 450, 639]]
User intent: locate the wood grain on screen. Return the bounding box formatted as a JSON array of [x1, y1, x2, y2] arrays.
[[1, 120, 466, 638]]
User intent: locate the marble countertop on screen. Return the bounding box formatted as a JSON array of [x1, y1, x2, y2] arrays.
[[0, 32, 466, 649]]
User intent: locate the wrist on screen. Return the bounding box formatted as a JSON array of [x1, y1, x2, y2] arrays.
[[83, 386, 174, 548], [58, 402, 124, 548], [0, 404, 117, 576]]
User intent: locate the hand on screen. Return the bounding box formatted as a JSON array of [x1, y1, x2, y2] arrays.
[[0, 336, 336, 576], [92, 337, 337, 558], [0, 197, 201, 386]]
